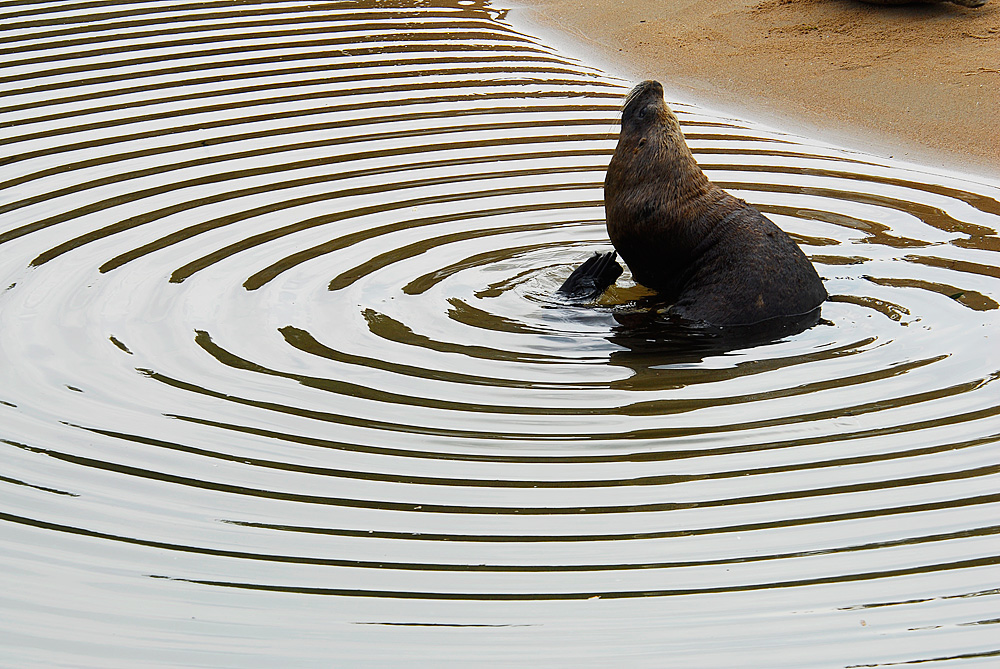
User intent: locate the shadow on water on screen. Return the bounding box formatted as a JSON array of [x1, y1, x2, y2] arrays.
[[607, 300, 825, 364]]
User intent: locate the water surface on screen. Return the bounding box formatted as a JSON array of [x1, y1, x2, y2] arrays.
[[1, 0, 999, 666]]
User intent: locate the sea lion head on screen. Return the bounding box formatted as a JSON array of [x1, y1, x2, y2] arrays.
[[605, 80, 714, 291], [620, 80, 686, 147], [609, 80, 706, 199]]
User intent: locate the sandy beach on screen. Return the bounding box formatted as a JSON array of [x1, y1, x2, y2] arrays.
[[510, 0, 999, 175]]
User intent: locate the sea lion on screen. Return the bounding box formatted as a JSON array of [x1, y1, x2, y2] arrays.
[[858, 0, 987, 7], [603, 80, 827, 327]]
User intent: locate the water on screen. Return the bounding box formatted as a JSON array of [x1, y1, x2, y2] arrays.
[[1, 0, 999, 666]]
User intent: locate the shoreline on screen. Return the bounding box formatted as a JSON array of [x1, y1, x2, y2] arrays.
[[506, 0, 999, 178]]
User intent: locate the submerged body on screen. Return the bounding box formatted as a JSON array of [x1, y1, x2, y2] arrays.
[[604, 81, 827, 327]]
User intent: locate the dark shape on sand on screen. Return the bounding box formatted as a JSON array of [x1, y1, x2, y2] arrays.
[[858, 0, 987, 7]]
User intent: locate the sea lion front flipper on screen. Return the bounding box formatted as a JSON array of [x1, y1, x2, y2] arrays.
[[557, 251, 623, 300]]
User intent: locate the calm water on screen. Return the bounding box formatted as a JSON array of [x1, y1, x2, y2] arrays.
[[1, 0, 999, 666]]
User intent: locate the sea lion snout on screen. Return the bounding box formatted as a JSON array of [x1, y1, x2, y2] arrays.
[[621, 80, 670, 129], [622, 81, 663, 112]]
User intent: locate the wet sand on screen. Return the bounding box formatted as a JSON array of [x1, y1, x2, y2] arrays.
[[510, 0, 999, 175]]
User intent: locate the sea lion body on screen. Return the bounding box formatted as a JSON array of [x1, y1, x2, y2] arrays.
[[605, 81, 827, 327]]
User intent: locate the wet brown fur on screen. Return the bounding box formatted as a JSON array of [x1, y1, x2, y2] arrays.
[[605, 81, 827, 327]]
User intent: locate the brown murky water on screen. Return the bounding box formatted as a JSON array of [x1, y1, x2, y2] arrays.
[[1, 0, 999, 666]]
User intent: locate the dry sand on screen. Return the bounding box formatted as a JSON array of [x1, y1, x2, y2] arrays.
[[509, 0, 999, 176]]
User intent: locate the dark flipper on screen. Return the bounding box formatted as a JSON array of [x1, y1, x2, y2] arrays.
[[557, 251, 623, 300]]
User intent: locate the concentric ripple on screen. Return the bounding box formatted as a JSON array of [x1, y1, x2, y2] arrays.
[[1, 0, 999, 666]]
